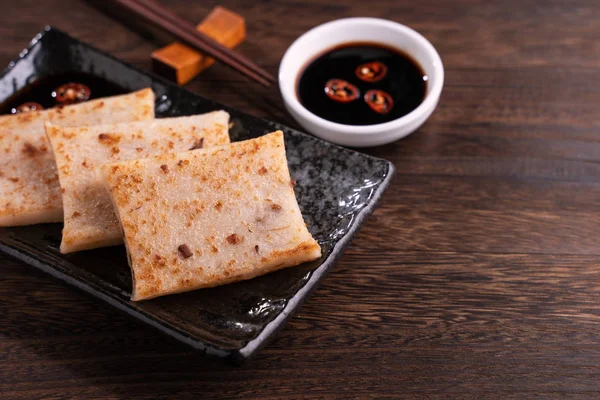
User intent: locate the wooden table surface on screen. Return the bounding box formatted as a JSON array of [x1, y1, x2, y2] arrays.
[[2, 0, 600, 398]]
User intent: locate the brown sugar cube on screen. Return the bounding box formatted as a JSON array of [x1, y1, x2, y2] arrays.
[[151, 6, 246, 84]]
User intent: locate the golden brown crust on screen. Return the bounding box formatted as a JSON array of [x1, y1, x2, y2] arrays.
[[0, 88, 155, 227], [101, 131, 321, 300], [45, 111, 230, 253]]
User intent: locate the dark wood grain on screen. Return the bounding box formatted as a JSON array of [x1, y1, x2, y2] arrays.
[[1, 0, 600, 398]]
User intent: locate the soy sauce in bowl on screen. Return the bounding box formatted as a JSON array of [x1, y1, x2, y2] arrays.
[[297, 42, 427, 126]]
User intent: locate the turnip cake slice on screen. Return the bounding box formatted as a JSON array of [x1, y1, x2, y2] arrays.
[[0, 88, 155, 226], [100, 131, 321, 300], [46, 111, 230, 253]]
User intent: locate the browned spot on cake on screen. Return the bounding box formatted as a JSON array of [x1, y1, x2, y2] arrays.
[[177, 244, 193, 259], [136, 147, 144, 152], [81, 160, 88, 168], [211, 245, 219, 253], [290, 179, 297, 187], [92, 101, 105, 109], [223, 260, 237, 277], [177, 159, 190, 167], [179, 277, 192, 287], [22, 142, 39, 157], [8, 177, 19, 183], [60, 130, 76, 140], [160, 164, 169, 173], [258, 166, 268, 175], [214, 201, 223, 211], [226, 234, 243, 245], [254, 245, 259, 253], [271, 203, 283, 212], [153, 254, 167, 267], [98, 133, 121, 145], [72, 211, 81, 218], [111, 147, 120, 156], [189, 137, 204, 150], [18, 113, 33, 123]]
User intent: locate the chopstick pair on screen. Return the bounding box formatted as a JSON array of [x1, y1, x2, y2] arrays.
[[111, 0, 276, 87]]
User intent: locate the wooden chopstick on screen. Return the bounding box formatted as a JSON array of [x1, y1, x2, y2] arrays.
[[137, 0, 276, 84], [131, 0, 275, 86], [111, 0, 275, 86], [124, 0, 273, 86]]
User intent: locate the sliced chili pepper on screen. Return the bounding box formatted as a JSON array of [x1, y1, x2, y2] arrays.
[[355, 61, 388, 82], [12, 102, 43, 114], [364, 89, 394, 114], [324, 79, 360, 103], [52, 83, 91, 104]]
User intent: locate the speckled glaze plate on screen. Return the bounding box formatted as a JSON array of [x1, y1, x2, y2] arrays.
[[0, 27, 394, 363]]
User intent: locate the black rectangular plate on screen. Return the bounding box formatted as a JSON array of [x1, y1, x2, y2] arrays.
[[0, 27, 394, 363]]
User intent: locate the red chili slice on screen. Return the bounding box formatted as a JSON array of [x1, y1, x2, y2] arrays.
[[364, 90, 394, 114], [52, 83, 91, 104], [355, 61, 388, 82], [12, 102, 44, 114], [324, 79, 360, 103]]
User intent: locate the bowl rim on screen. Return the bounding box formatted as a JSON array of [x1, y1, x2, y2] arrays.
[[278, 17, 444, 136]]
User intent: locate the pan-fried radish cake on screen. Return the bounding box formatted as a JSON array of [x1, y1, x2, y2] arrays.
[[0, 88, 155, 227], [100, 131, 321, 300], [46, 111, 230, 254]]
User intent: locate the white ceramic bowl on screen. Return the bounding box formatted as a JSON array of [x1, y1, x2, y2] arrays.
[[279, 18, 444, 147]]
